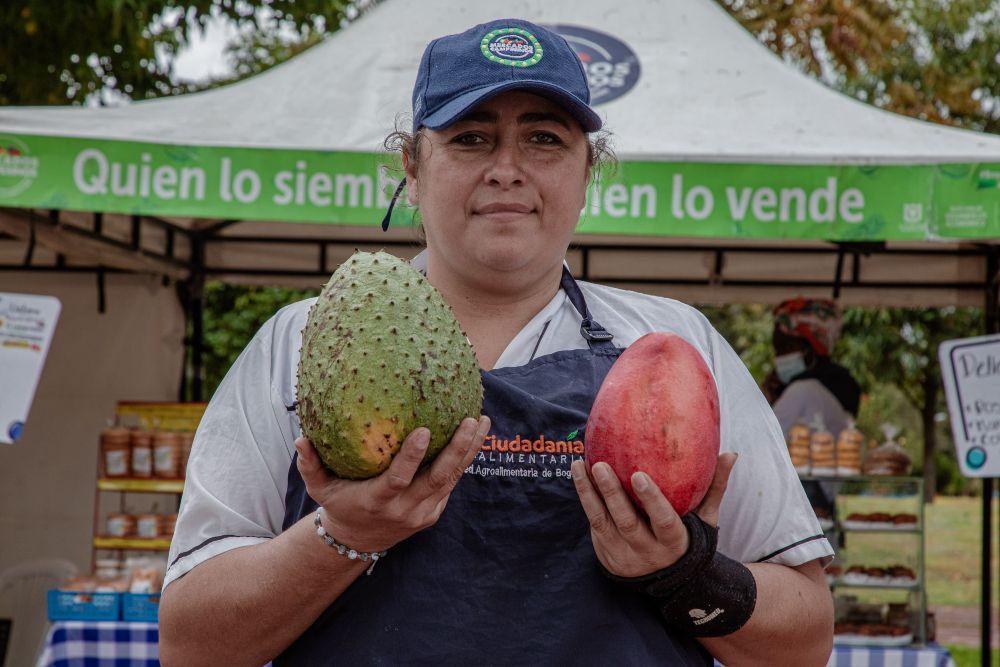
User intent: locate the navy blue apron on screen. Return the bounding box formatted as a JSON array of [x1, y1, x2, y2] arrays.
[[279, 268, 711, 666]]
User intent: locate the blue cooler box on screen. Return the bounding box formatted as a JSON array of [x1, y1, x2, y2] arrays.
[[47, 590, 120, 621], [121, 592, 160, 622]]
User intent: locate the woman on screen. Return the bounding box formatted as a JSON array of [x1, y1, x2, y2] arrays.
[[160, 19, 833, 666], [763, 297, 863, 551]]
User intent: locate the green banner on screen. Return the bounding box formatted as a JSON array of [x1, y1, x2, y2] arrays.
[[1, 133, 998, 240]]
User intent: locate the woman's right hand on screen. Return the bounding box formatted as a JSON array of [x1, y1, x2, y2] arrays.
[[294, 415, 490, 553]]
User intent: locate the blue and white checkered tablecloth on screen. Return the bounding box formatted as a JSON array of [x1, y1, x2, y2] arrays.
[[823, 643, 956, 667], [714, 643, 956, 667], [37, 621, 159, 667], [38, 620, 955, 667]]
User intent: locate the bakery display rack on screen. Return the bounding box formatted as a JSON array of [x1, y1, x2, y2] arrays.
[[804, 475, 928, 647]]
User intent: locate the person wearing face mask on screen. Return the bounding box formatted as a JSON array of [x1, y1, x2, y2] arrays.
[[762, 297, 862, 540], [763, 297, 861, 438]]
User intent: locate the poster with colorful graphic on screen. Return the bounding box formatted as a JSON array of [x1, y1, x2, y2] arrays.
[[939, 333, 1000, 477], [0, 292, 61, 444]]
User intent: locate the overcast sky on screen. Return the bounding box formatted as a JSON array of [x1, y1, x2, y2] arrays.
[[171, 14, 238, 84]]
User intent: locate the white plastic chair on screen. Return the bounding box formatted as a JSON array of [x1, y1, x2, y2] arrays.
[[0, 558, 77, 667]]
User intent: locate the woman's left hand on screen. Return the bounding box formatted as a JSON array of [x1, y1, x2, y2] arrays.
[[571, 453, 738, 578]]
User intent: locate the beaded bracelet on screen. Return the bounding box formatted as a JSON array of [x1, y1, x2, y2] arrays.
[[314, 509, 388, 575]]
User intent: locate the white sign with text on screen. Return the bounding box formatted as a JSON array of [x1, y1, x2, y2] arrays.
[[0, 293, 61, 444], [939, 333, 1000, 478]]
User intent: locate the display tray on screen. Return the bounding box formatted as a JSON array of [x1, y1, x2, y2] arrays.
[[841, 520, 919, 532], [834, 632, 914, 647], [797, 471, 866, 479], [835, 574, 919, 589]]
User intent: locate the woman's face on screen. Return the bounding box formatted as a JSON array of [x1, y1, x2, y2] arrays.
[[405, 90, 590, 291]]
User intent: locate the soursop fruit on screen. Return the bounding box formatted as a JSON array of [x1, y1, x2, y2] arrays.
[[296, 250, 484, 478]]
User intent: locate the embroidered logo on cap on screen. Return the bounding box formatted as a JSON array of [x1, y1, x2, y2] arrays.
[[481, 28, 543, 67]]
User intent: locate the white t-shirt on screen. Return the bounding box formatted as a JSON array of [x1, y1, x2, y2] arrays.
[[165, 277, 832, 589], [772, 378, 851, 438]]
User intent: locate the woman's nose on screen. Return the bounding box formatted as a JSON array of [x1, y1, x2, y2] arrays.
[[483, 141, 525, 187]]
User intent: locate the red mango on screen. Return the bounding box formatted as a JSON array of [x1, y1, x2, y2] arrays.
[[585, 332, 720, 515]]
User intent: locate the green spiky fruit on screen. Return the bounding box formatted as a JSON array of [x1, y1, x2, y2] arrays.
[[296, 250, 484, 479]]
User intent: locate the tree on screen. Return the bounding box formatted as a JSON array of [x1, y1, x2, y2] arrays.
[[838, 307, 983, 500], [188, 283, 320, 399], [0, 0, 363, 106], [715, 0, 1000, 132]]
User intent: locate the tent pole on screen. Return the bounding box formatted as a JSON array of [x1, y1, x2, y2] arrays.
[[190, 234, 206, 402], [832, 247, 845, 299], [980, 246, 1000, 667], [982, 476, 994, 667], [981, 248, 998, 667]]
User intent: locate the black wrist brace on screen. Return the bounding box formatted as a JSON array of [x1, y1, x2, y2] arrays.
[[602, 512, 757, 637]]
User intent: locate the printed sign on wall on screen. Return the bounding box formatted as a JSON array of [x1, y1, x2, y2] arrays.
[[0, 292, 61, 444]]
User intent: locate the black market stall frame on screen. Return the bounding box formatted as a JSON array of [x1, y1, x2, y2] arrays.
[[3, 206, 999, 398]]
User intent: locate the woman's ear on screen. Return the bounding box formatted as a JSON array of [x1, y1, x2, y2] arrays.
[[402, 147, 419, 206]]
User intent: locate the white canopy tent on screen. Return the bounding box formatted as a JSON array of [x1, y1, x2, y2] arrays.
[[0, 0, 1000, 320], [0, 0, 997, 313], [0, 0, 996, 416], [4, 0, 1000, 160]]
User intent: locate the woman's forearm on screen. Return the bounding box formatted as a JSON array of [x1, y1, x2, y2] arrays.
[[158, 515, 369, 667], [699, 559, 833, 667]]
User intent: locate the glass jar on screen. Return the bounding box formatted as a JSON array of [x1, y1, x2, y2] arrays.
[[130, 430, 154, 478], [153, 431, 182, 478], [100, 427, 131, 477]]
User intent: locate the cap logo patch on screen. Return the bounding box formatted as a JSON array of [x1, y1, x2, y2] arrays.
[[481, 28, 543, 67]]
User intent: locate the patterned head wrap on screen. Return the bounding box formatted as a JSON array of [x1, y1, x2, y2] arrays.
[[773, 297, 842, 357]]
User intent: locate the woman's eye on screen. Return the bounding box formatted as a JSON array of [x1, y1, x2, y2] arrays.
[[531, 132, 562, 145], [453, 134, 486, 146]]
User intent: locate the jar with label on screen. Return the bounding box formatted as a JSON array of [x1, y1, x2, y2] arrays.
[[106, 513, 136, 538], [136, 513, 162, 539], [130, 430, 154, 478], [153, 431, 182, 478], [101, 426, 131, 478]]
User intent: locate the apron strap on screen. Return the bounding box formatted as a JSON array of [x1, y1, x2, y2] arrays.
[[559, 265, 615, 349]]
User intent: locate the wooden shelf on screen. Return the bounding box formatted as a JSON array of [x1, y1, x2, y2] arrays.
[[97, 478, 184, 493], [93, 537, 172, 551]]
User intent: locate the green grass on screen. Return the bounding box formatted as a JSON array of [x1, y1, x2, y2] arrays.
[[944, 644, 1000, 667], [925, 496, 999, 608]]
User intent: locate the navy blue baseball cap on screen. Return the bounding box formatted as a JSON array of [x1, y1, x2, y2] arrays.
[[411, 18, 603, 132]]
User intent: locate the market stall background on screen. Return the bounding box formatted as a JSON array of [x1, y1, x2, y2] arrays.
[[1, 0, 998, 660]]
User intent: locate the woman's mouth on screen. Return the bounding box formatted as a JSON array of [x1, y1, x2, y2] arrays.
[[474, 202, 535, 222]]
